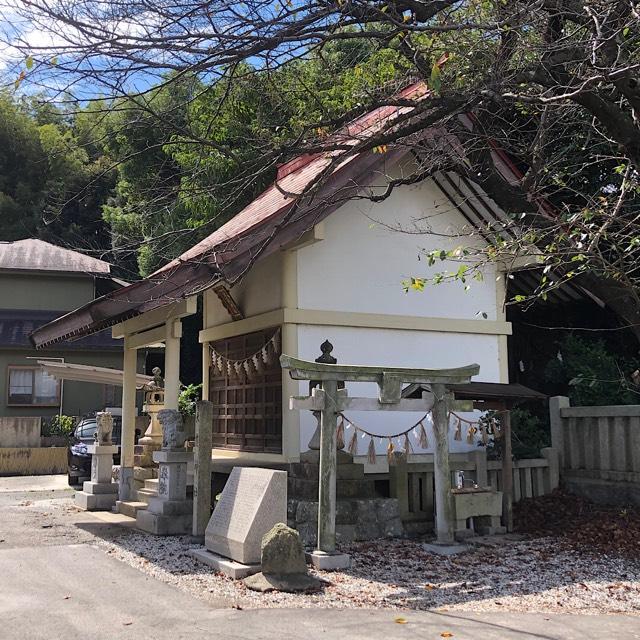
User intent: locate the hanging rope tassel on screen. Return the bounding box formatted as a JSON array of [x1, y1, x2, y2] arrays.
[[367, 437, 376, 465], [454, 418, 462, 441], [336, 416, 345, 450], [347, 428, 358, 456], [467, 426, 476, 445], [252, 353, 264, 375], [481, 424, 489, 444], [387, 438, 395, 463], [403, 433, 412, 455], [417, 421, 429, 449]]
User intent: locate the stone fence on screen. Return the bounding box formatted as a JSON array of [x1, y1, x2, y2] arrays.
[[550, 396, 640, 506], [0, 446, 67, 476], [0, 417, 42, 448], [389, 447, 559, 533]]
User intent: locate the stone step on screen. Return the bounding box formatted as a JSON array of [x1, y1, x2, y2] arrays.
[[136, 488, 157, 505], [133, 466, 158, 481], [116, 500, 148, 518], [144, 478, 159, 491]]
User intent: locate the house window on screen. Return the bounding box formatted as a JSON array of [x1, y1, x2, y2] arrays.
[[7, 367, 60, 406]]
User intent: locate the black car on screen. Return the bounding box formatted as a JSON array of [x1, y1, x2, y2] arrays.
[[67, 416, 122, 486]]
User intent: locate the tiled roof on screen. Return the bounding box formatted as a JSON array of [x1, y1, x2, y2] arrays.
[[155, 81, 429, 274], [0, 309, 121, 350], [29, 82, 431, 348], [0, 239, 111, 274]]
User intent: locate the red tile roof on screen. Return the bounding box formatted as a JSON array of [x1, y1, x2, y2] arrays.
[[30, 81, 431, 347], [155, 81, 429, 275]]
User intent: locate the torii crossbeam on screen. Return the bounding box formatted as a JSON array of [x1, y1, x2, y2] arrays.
[[281, 354, 479, 566]]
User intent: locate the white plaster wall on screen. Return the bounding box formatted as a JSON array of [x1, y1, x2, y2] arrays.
[[296, 324, 501, 455], [204, 251, 284, 328], [296, 177, 499, 321]]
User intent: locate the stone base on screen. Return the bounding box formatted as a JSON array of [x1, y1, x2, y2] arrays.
[[75, 489, 118, 511], [290, 497, 404, 546], [423, 543, 469, 556], [82, 481, 119, 494], [147, 497, 192, 516], [136, 508, 192, 536], [244, 571, 323, 593], [188, 548, 260, 579], [306, 550, 351, 571]]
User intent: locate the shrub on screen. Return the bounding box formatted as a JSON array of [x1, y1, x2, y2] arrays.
[[42, 414, 75, 438], [544, 334, 640, 406], [178, 383, 202, 417]]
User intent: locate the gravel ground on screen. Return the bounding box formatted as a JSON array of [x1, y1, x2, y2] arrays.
[[94, 527, 640, 614], [7, 491, 639, 614]]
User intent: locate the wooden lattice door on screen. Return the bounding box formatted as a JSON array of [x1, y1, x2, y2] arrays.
[[209, 327, 282, 453]]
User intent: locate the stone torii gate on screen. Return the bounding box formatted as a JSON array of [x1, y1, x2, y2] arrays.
[[281, 353, 479, 568]]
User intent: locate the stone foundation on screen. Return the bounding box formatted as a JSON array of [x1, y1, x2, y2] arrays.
[[286, 450, 404, 545], [289, 496, 404, 546]]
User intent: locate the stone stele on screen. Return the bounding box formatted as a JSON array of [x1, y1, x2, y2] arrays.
[[205, 467, 287, 565], [244, 523, 322, 593]]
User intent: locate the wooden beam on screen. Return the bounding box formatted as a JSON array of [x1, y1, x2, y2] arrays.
[[112, 296, 196, 338], [213, 284, 244, 321], [125, 325, 166, 350]]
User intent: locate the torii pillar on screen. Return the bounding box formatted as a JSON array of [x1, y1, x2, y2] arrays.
[[282, 352, 479, 568]]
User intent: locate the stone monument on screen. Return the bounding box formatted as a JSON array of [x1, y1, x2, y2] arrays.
[[244, 523, 322, 592], [189, 467, 287, 578], [75, 412, 119, 511], [136, 409, 193, 535]]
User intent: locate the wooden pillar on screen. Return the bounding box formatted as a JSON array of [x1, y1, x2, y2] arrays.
[[164, 319, 181, 410], [119, 341, 137, 501], [431, 383, 454, 544], [317, 379, 338, 552], [193, 400, 213, 538], [201, 342, 210, 402], [502, 406, 514, 532], [549, 395, 569, 468]]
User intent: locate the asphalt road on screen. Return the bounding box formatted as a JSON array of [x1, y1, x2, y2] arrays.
[[0, 476, 638, 640]]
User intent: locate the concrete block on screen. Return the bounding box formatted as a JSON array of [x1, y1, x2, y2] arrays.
[[306, 550, 351, 571], [188, 548, 260, 579], [146, 497, 192, 516], [75, 491, 118, 511], [82, 481, 118, 495], [136, 509, 192, 535]]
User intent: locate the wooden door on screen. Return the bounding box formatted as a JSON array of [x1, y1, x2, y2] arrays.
[[209, 328, 282, 453]]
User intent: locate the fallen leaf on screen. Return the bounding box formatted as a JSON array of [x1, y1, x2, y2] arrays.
[[394, 617, 408, 624], [441, 633, 454, 638], [123, 621, 133, 626], [63, 596, 70, 600]]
